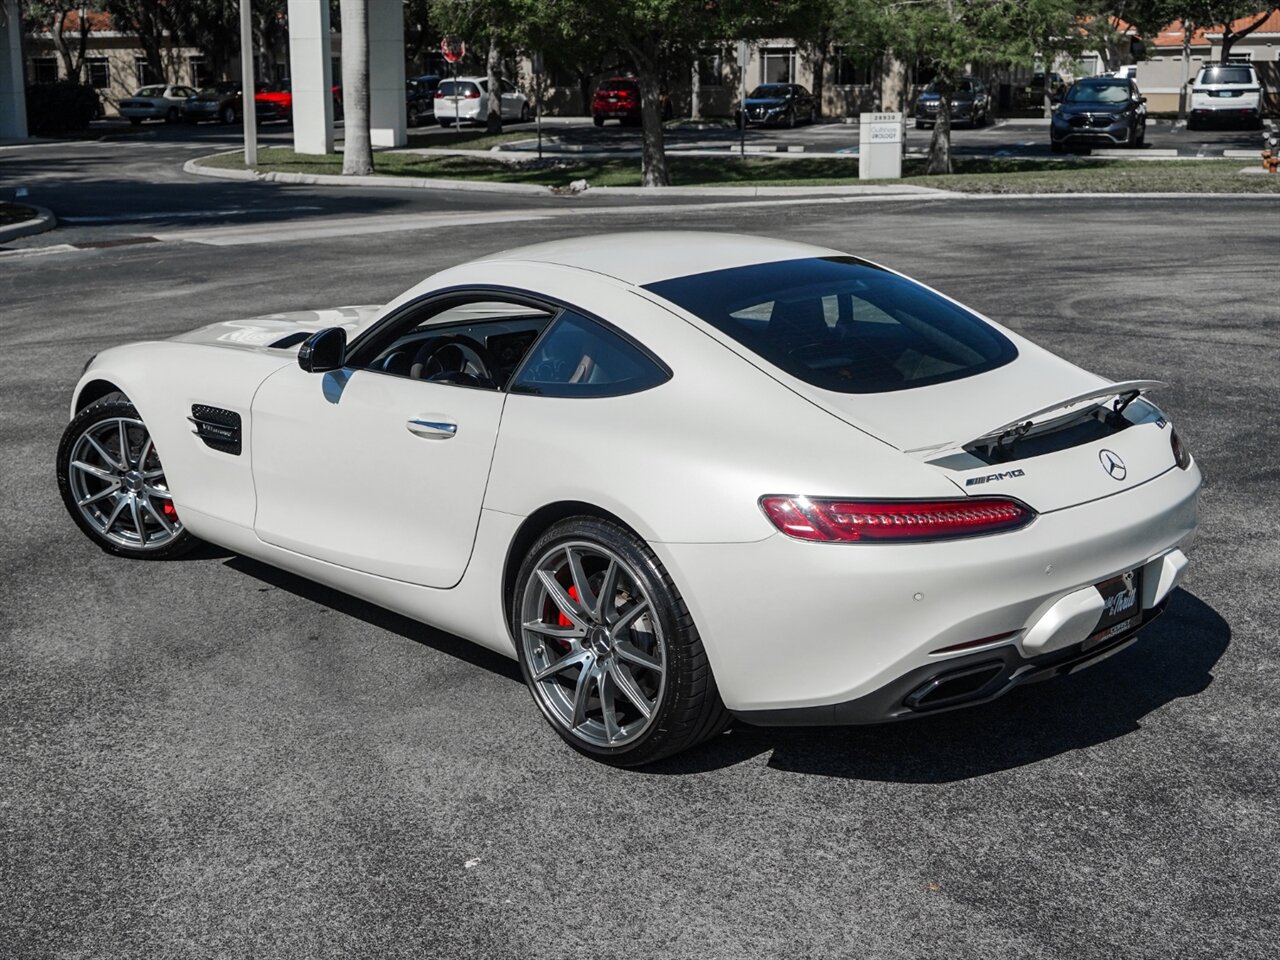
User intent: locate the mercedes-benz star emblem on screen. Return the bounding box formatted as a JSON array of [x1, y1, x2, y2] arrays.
[[1099, 449, 1127, 481]]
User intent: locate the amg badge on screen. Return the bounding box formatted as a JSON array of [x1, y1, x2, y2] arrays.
[[965, 468, 1026, 487]]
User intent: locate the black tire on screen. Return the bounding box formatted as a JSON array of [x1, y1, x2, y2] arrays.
[[1050, 140, 1066, 154], [784, 108, 796, 129], [221, 104, 237, 125], [56, 398, 198, 561], [593, 115, 604, 127], [1136, 124, 1145, 147], [520, 102, 531, 122], [129, 117, 142, 126], [511, 516, 730, 766], [438, 118, 453, 127]]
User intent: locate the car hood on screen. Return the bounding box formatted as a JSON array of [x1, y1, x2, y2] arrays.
[[170, 305, 382, 352]]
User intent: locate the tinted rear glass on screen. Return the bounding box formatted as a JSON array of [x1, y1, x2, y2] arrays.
[[438, 81, 482, 96], [1198, 66, 1253, 85], [645, 257, 1017, 394]]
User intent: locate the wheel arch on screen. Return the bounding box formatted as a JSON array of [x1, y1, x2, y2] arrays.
[[501, 500, 648, 620], [74, 377, 130, 415]]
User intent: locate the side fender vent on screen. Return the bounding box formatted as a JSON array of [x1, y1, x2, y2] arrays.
[[189, 404, 242, 455]]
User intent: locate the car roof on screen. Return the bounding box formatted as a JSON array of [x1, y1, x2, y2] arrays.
[[480, 232, 846, 286]]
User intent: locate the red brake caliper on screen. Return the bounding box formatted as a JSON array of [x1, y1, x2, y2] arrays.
[[555, 585, 580, 644]]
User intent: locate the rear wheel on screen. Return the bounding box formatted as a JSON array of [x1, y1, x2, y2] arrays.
[[56, 398, 196, 560], [129, 117, 142, 126], [221, 104, 237, 125], [512, 517, 729, 766], [520, 102, 531, 122]]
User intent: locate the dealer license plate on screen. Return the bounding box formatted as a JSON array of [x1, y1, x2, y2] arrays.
[[1085, 568, 1142, 648]]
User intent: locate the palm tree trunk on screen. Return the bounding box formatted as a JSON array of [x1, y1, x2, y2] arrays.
[[341, 0, 373, 176], [926, 76, 953, 175], [485, 34, 502, 134]]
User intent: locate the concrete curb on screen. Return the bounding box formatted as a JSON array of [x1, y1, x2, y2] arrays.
[[0, 205, 57, 243], [185, 153, 947, 198]]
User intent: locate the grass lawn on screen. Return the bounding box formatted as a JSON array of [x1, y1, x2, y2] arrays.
[[0, 202, 36, 225], [203, 147, 1280, 193], [402, 128, 541, 151]]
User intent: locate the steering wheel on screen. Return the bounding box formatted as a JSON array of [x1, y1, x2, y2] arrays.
[[409, 335, 498, 388]]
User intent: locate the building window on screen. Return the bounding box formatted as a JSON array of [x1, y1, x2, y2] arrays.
[[698, 49, 725, 87], [761, 47, 796, 84], [87, 57, 110, 89], [833, 47, 876, 86], [189, 56, 214, 88], [135, 57, 162, 86], [31, 57, 59, 84]]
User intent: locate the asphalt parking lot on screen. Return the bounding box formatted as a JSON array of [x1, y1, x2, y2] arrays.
[[2, 190, 1278, 958]]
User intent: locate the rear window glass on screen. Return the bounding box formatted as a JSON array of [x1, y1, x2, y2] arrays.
[[598, 82, 638, 94], [136, 86, 165, 97], [438, 81, 482, 96], [645, 257, 1016, 394], [1198, 66, 1253, 85]]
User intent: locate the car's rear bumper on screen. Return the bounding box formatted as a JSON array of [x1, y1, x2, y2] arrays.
[[656, 461, 1200, 717]]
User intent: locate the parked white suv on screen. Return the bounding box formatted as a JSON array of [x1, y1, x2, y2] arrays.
[[1188, 63, 1264, 129], [435, 77, 530, 126]]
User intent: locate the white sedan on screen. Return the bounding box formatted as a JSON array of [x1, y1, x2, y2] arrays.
[[434, 76, 530, 125], [57, 234, 1201, 765], [118, 84, 198, 124]]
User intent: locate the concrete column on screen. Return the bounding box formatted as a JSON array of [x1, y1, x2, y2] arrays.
[[287, 0, 333, 154], [0, 0, 28, 140], [368, 0, 406, 147]]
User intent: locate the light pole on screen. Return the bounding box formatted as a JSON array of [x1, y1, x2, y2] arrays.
[[239, 0, 257, 167]]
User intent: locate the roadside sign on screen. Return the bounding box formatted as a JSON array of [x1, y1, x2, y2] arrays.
[[736, 41, 751, 71], [866, 113, 902, 145], [858, 112, 904, 179], [441, 38, 465, 64]]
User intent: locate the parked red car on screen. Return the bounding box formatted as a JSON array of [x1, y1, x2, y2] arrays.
[[591, 77, 672, 127], [254, 78, 344, 122]]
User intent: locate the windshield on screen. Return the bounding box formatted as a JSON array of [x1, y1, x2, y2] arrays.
[[1198, 66, 1253, 85], [438, 80, 483, 96], [924, 79, 975, 94], [204, 82, 238, 95], [748, 84, 790, 99], [645, 257, 1017, 395], [1064, 81, 1131, 104]]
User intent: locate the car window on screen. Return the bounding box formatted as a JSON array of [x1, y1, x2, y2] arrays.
[[136, 86, 164, 97], [438, 80, 482, 96], [1197, 66, 1254, 85], [510, 311, 670, 398], [748, 84, 790, 98], [359, 299, 554, 390], [1064, 81, 1130, 104], [501, 79, 516, 94], [645, 257, 1017, 395]]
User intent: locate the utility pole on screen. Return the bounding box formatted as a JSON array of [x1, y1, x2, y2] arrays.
[[239, 0, 257, 167]]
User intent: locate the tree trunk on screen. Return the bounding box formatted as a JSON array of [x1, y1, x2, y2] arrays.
[[485, 34, 502, 134], [341, 0, 373, 176], [810, 48, 826, 119], [50, 12, 78, 82], [1220, 9, 1276, 64], [636, 55, 669, 187], [690, 61, 700, 121], [926, 76, 952, 175]]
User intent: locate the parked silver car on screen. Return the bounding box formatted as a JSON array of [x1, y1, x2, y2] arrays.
[[119, 84, 198, 125]]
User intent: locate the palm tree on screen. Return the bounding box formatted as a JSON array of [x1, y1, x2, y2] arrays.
[[341, 0, 373, 176]]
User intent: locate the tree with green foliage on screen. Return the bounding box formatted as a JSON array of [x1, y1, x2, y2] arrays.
[[20, 1, 104, 83], [1178, 1, 1279, 62], [877, 0, 1085, 175], [102, 0, 172, 84]]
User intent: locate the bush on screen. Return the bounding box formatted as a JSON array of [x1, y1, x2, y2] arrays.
[[25, 82, 101, 137]]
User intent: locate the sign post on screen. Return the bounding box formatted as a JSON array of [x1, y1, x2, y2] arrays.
[[858, 111, 903, 179], [239, 0, 256, 167], [736, 41, 750, 158], [442, 37, 465, 128]]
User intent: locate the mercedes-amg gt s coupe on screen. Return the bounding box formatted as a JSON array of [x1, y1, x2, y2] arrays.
[[57, 233, 1200, 765]]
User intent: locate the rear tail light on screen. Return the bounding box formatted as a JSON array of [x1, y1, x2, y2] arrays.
[[435, 90, 445, 98], [1171, 428, 1191, 469], [464, 90, 480, 99], [759, 496, 1035, 543]]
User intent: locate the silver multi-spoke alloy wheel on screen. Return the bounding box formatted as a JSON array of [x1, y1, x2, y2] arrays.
[[519, 540, 667, 749], [66, 415, 182, 550]]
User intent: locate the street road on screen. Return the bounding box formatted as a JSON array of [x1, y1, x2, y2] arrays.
[[1, 158, 1277, 958]]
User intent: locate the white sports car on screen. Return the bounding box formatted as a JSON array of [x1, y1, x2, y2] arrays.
[[57, 233, 1201, 765]]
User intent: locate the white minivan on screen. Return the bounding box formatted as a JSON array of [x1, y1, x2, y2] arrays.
[[1188, 63, 1264, 129], [435, 77, 530, 126]]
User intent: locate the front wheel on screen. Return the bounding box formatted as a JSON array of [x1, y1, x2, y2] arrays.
[[520, 102, 531, 122], [56, 398, 197, 560], [222, 105, 237, 125], [512, 517, 729, 766]]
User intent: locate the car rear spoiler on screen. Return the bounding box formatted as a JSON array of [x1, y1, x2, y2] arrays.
[[907, 380, 1166, 458]]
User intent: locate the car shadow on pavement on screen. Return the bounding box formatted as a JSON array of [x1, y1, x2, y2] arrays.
[[654, 588, 1229, 783], [222, 555, 525, 684]]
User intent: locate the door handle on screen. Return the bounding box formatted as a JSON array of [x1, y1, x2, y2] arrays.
[[406, 417, 457, 439]]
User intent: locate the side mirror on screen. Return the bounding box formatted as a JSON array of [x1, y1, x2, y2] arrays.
[[298, 326, 347, 373], [1139, 96, 1147, 104]]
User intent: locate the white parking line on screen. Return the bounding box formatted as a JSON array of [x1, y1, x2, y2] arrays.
[[60, 206, 325, 224]]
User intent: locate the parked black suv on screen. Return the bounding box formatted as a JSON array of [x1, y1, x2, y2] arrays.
[[1050, 77, 1146, 152]]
